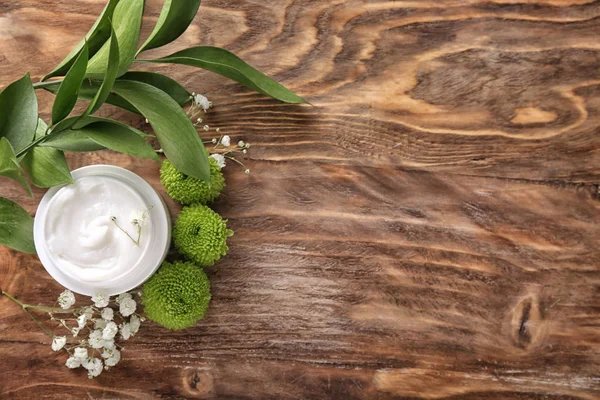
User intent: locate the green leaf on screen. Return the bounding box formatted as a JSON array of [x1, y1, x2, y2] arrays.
[[137, 0, 202, 54], [112, 80, 209, 181], [0, 197, 36, 254], [44, 120, 159, 161], [51, 43, 89, 125], [42, 71, 192, 115], [85, 0, 145, 79], [44, 80, 138, 114], [83, 25, 120, 117], [0, 73, 38, 153], [43, 117, 106, 151], [21, 119, 73, 188], [39, 134, 106, 152], [43, 0, 120, 81], [118, 71, 191, 106], [0, 138, 33, 197], [139, 46, 307, 104]]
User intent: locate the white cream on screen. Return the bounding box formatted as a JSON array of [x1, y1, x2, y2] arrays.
[[44, 176, 153, 283]]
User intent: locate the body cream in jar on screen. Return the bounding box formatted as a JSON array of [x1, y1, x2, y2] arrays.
[[34, 165, 171, 296]]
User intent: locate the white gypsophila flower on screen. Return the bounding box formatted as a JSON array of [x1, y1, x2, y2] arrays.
[[81, 306, 94, 320], [238, 140, 245, 148], [117, 293, 132, 304], [51, 336, 67, 352], [103, 338, 115, 351], [102, 321, 118, 340], [131, 208, 150, 227], [77, 314, 88, 329], [73, 347, 88, 360], [105, 352, 121, 367], [91, 292, 110, 308], [88, 330, 104, 349], [101, 346, 113, 359], [83, 357, 103, 378], [104, 339, 115, 351], [119, 297, 137, 317], [209, 154, 226, 169], [94, 319, 107, 330], [120, 323, 132, 340], [101, 307, 114, 321], [220, 135, 231, 147], [65, 356, 81, 369], [129, 315, 141, 335], [194, 93, 212, 112], [71, 327, 80, 337], [57, 290, 75, 310], [102, 348, 121, 367]]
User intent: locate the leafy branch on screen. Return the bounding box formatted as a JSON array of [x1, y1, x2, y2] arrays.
[[0, 0, 306, 254]]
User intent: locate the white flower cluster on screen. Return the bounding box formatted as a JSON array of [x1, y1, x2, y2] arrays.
[[192, 92, 212, 113], [186, 93, 251, 174], [58, 289, 75, 310], [52, 290, 143, 379], [208, 136, 251, 172], [130, 206, 151, 228], [209, 153, 226, 169]]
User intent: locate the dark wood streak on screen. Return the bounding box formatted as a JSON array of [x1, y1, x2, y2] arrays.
[[1, 0, 600, 399]]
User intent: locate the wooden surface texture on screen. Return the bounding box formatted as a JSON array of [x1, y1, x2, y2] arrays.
[[1, 0, 600, 399]]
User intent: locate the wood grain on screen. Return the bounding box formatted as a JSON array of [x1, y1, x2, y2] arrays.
[[1, 0, 600, 399]]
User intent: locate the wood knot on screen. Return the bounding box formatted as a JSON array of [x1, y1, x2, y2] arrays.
[[181, 369, 215, 399], [508, 293, 549, 351]]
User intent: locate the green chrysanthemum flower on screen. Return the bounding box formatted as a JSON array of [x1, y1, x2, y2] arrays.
[[173, 204, 234, 266], [160, 158, 225, 205], [142, 261, 211, 330]]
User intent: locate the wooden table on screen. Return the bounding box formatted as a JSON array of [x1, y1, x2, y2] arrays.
[[1, 0, 599, 398]]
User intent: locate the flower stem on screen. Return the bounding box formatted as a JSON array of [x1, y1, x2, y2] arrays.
[[111, 217, 140, 246], [32, 80, 63, 90], [225, 155, 247, 169], [2, 292, 53, 338]]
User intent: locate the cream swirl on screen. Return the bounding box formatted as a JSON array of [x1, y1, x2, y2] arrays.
[[44, 176, 152, 282]]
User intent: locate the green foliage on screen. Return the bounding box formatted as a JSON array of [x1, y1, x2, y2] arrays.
[[111, 80, 210, 182], [117, 71, 191, 107], [21, 119, 73, 188], [0, 73, 38, 153], [52, 43, 89, 125], [43, 119, 159, 162], [138, 0, 202, 54], [0, 197, 36, 254], [80, 25, 120, 119], [0, 138, 32, 197], [160, 158, 224, 205], [139, 46, 307, 104], [85, 0, 144, 79], [42, 71, 191, 116], [43, 0, 120, 81], [173, 204, 233, 267], [142, 261, 211, 330], [41, 117, 106, 152]]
